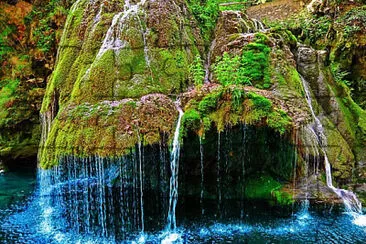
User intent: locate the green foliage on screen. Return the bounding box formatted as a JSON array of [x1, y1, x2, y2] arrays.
[[214, 53, 243, 86], [184, 86, 292, 136], [198, 89, 223, 114], [182, 109, 201, 133], [0, 26, 14, 63], [241, 42, 271, 88], [337, 6, 366, 38], [331, 63, 351, 87], [213, 35, 271, 88], [231, 87, 245, 111], [27, 0, 71, 53], [187, 0, 220, 41], [189, 55, 205, 86], [0, 79, 19, 125], [218, 0, 248, 11]]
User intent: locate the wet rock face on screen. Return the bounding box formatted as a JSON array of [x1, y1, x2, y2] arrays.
[[296, 46, 320, 88], [211, 11, 259, 62], [147, 0, 203, 48], [296, 46, 336, 117], [39, 0, 204, 167], [42, 0, 202, 112], [295, 45, 357, 182]]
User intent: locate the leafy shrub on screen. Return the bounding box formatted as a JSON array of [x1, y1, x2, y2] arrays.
[[213, 35, 271, 88], [214, 53, 243, 86], [189, 55, 205, 86], [187, 0, 220, 41], [241, 42, 271, 87]]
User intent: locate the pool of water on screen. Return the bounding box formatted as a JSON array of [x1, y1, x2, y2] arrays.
[[1, 172, 365, 243], [0, 169, 36, 212]]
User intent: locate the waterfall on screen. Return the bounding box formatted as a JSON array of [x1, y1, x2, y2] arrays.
[[217, 132, 222, 205], [167, 104, 184, 231], [240, 124, 247, 219], [36, 155, 154, 241], [199, 137, 205, 215], [299, 75, 362, 214], [204, 39, 216, 84], [138, 140, 145, 233], [300, 128, 310, 214], [251, 18, 266, 32], [96, 0, 148, 61]]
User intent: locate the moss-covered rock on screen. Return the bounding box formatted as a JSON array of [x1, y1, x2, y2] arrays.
[[40, 94, 178, 168], [41, 0, 203, 114], [181, 84, 293, 137]]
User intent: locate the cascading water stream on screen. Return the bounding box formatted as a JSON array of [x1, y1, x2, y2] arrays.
[[199, 137, 205, 215], [204, 39, 216, 84], [217, 132, 222, 205], [166, 103, 184, 231], [138, 139, 145, 233], [79, 0, 152, 87], [299, 75, 363, 215], [251, 18, 265, 32], [240, 124, 247, 219], [96, 0, 148, 61]]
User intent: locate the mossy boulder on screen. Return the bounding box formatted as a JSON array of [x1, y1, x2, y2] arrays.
[[40, 94, 177, 169], [41, 0, 203, 113]]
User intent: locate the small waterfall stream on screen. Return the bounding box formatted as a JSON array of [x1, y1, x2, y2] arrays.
[[199, 137, 205, 215], [137, 140, 145, 233], [299, 75, 363, 215], [167, 103, 184, 231], [96, 0, 148, 61], [204, 39, 216, 84]]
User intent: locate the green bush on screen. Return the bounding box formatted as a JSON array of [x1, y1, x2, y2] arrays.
[[213, 34, 271, 88], [241, 42, 271, 87], [187, 0, 220, 41], [214, 53, 242, 86], [189, 55, 205, 86]]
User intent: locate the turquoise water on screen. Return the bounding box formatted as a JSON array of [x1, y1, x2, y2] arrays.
[[0, 169, 36, 211], [0, 170, 365, 243]]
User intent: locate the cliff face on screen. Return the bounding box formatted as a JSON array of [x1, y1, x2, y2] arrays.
[[2, 0, 365, 203]]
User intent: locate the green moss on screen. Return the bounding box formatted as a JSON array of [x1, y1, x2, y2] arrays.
[[247, 92, 272, 112], [267, 109, 292, 135], [39, 96, 178, 168], [198, 89, 223, 114], [184, 86, 292, 136], [182, 109, 201, 134], [244, 174, 293, 205]]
